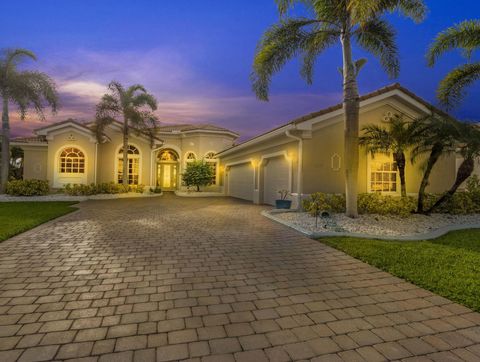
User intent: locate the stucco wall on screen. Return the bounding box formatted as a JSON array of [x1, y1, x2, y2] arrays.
[[47, 129, 96, 188], [22, 146, 48, 180]]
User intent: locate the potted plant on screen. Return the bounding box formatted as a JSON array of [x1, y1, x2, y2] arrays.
[[275, 189, 292, 209]]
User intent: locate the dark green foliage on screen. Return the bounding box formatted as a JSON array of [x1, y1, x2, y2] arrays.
[[6, 179, 49, 196], [322, 229, 480, 312], [182, 160, 214, 192], [63, 182, 133, 196], [0, 202, 76, 242]]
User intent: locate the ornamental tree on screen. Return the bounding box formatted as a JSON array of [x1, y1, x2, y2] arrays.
[[182, 160, 214, 192]]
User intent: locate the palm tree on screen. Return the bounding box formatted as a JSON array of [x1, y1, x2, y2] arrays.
[[426, 122, 480, 213], [252, 0, 427, 217], [409, 115, 458, 213], [0, 48, 58, 193], [427, 20, 480, 108], [94, 81, 158, 186], [359, 114, 417, 197]]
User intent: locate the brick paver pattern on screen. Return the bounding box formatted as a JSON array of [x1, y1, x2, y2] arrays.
[[1, 195, 480, 362]]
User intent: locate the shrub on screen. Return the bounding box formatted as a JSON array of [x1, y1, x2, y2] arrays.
[[182, 160, 214, 191], [130, 184, 145, 193], [150, 186, 162, 194], [358, 193, 416, 217], [302, 192, 346, 215], [63, 182, 130, 196], [6, 179, 50, 196]]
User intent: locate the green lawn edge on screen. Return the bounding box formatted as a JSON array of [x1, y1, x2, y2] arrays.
[[0, 202, 79, 242], [320, 229, 480, 312]]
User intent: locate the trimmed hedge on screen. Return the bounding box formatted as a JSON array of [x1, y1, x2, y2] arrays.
[[6, 179, 50, 196], [62, 182, 146, 196], [303, 176, 480, 217]]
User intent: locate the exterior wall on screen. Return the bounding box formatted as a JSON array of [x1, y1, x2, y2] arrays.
[[220, 137, 299, 204], [302, 102, 457, 196], [97, 127, 154, 186], [22, 146, 48, 180], [46, 129, 96, 188]]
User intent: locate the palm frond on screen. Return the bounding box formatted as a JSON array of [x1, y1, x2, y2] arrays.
[[355, 18, 399, 78], [349, 0, 427, 24], [251, 18, 338, 100], [132, 92, 158, 110], [427, 20, 480, 66], [275, 0, 313, 16], [437, 62, 480, 108], [7, 70, 58, 120]]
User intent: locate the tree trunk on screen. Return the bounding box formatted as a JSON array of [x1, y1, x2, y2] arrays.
[[394, 152, 407, 197], [426, 156, 474, 213], [417, 143, 443, 213], [1, 97, 10, 194], [122, 120, 129, 187], [341, 26, 360, 218]]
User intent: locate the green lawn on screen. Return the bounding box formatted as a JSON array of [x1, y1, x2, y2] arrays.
[[321, 229, 480, 312], [0, 202, 78, 242]]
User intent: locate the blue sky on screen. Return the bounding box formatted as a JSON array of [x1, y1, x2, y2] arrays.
[[2, 0, 480, 140]]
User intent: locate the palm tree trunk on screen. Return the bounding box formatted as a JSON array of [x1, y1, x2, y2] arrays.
[[426, 156, 474, 213], [417, 143, 443, 213], [395, 152, 407, 197], [1, 97, 10, 193], [341, 26, 360, 218], [122, 120, 129, 187]]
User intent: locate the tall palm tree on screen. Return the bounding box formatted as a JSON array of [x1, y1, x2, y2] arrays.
[[409, 115, 458, 213], [252, 0, 427, 217], [0, 48, 58, 193], [427, 20, 480, 108], [94, 81, 158, 186], [359, 114, 417, 197], [426, 122, 480, 213]]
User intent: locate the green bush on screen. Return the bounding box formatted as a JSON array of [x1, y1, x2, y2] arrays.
[[149, 186, 162, 194], [63, 182, 130, 196], [182, 160, 214, 192], [130, 184, 145, 193], [302, 193, 345, 215], [6, 179, 50, 196]]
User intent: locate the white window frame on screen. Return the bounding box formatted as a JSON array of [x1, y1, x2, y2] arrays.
[[367, 153, 401, 195], [204, 151, 218, 185], [115, 144, 142, 185]]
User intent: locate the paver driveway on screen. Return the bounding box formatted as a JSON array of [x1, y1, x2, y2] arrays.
[[1, 195, 480, 362]]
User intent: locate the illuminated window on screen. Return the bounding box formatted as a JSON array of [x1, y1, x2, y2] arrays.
[[185, 152, 196, 161], [158, 150, 178, 162], [59, 147, 85, 173], [118, 145, 140, 185], [204, 152, 217, 185], [369, 154, 398, 193]]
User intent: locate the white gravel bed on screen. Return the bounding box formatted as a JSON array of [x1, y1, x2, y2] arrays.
[[0, 192, 163, 202], [274, 211, 480, 237]]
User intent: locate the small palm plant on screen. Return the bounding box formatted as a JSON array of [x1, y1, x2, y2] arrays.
[[427, 122, 480, 213], [359, 114, 418, 197], [94, 81, 158, 186], [0, 49, 58, 193], [410, 115, 458, 213], [427, 20, 480, 108], [252, 0, 427, 217]]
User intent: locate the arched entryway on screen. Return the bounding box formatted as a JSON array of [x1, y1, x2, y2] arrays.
[[157, 149, 179, 190]]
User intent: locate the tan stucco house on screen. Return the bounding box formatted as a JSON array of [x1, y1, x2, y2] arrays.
[[13, 84, 480, 204], [12, 120, 238, 191]]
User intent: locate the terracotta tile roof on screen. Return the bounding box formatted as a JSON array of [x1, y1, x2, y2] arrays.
[[157, 123, 238, 135], [34, 119, 94, 133], [11, 136, 47, 144], [218, 83, 455, 156]]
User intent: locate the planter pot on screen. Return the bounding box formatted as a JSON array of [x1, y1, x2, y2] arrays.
[[275, 199, 292, 209]]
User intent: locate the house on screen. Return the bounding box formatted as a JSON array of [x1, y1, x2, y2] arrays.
[[218, 83, 480, 206], [12, 120, 238, 191], [13, 83, 479, 202]]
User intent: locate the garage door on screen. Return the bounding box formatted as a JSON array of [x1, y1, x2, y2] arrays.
[[263, 156, 290, 205], [228, 163, 254, 201]]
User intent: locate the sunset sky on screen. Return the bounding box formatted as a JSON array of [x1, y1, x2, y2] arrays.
[[3, 0, 480, 140]]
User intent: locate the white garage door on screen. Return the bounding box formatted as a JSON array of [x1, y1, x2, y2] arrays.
[[263, 156, 290, 205], [228, 163, 254, 201]]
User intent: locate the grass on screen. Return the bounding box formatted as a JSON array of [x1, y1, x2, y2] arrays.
[[0, 202, 78, 242], [321, 229, 480, 312]]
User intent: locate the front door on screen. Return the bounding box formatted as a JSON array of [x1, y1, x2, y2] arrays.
[[157, 163, 178, 190]]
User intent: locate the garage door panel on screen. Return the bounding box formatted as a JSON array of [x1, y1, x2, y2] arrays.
[[228, 163, 254, 201], [263, 156, 290, 206]]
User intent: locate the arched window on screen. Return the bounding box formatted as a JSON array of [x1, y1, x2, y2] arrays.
[[158, 150, 178, 162], [59, 147, 85, 174], [185, 152, 196, 161], [118, 145, 140, 185], [204, 152, 218, 185]]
